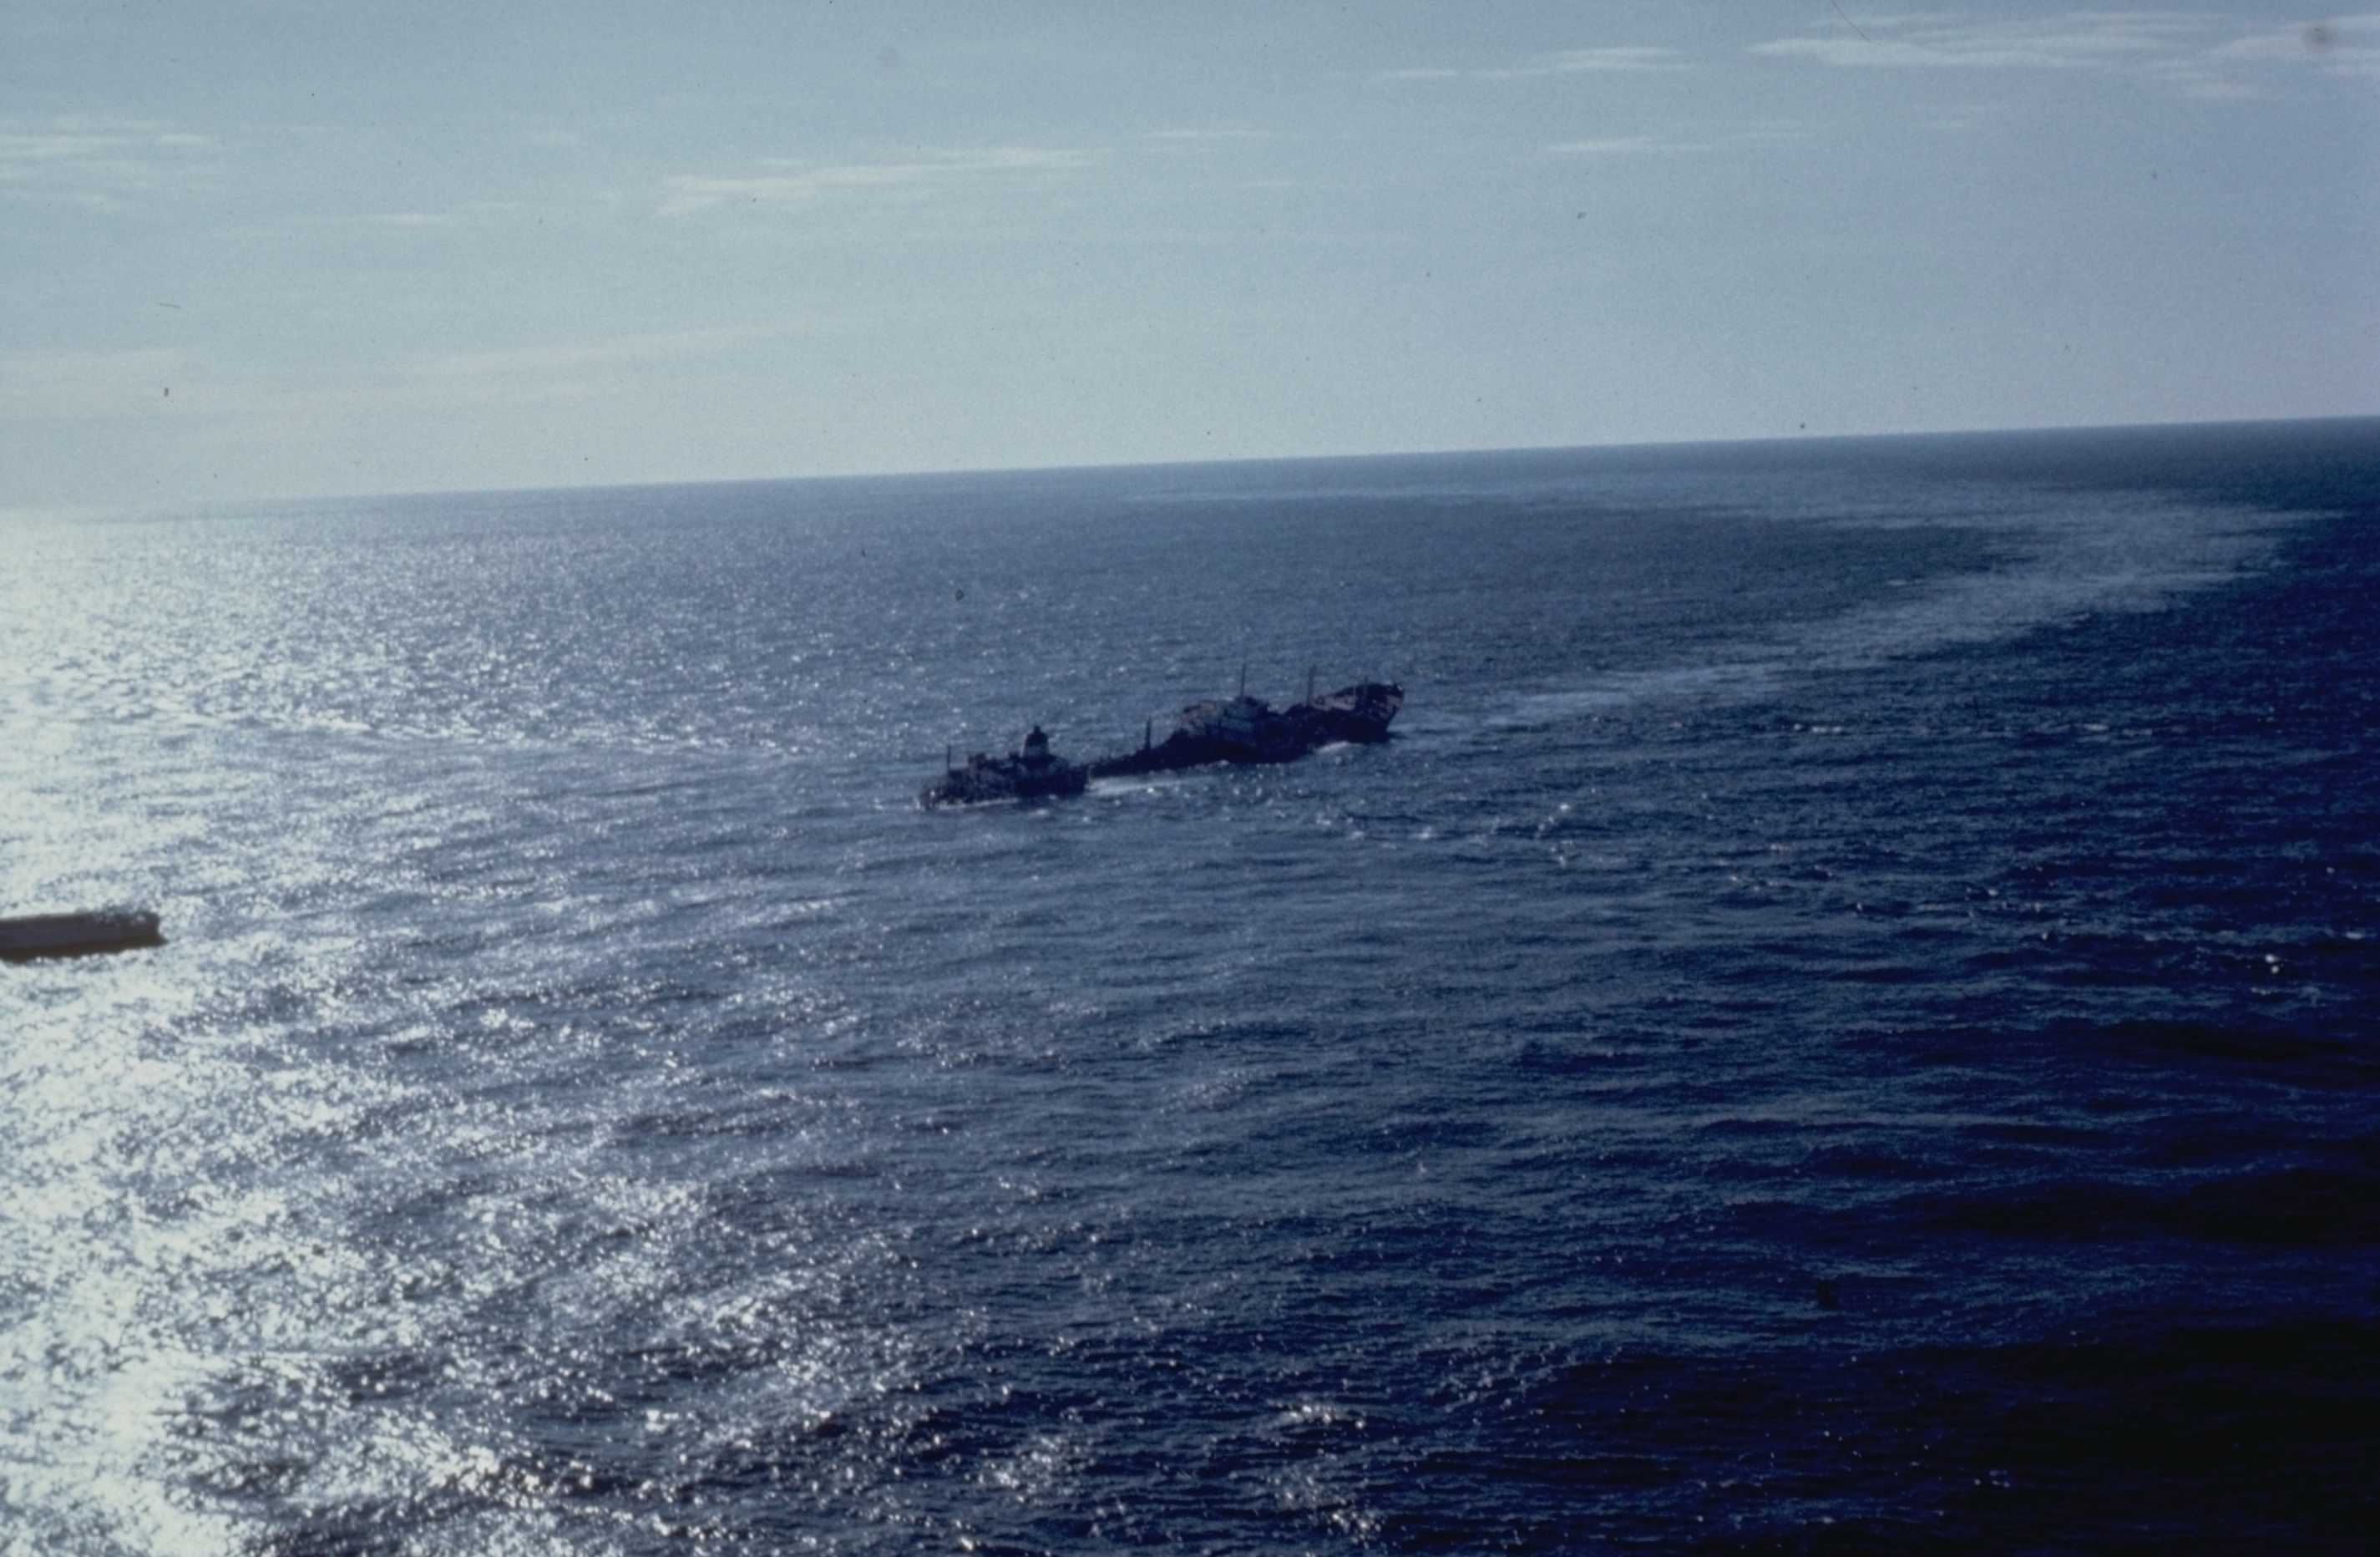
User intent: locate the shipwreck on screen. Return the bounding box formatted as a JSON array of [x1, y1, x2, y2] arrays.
[[922, 674, 1402, 806]]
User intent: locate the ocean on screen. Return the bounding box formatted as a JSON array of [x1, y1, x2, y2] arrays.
[[3, 420, 2375, 1554]]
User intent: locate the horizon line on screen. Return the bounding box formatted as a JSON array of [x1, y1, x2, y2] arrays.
[[12, 410, 2377, 526]]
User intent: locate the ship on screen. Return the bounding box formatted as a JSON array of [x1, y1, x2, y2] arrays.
[[0, 908, 165, 962], [1089, 677, 1403, 778], [922, 674, 1403, 806], [920, 725, 1091, 807]]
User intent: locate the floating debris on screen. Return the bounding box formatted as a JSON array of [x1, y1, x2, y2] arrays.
[[0, 909, 165, 962]]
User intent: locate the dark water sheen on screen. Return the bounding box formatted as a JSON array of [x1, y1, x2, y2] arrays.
[[3, 421, 2376, 1554]]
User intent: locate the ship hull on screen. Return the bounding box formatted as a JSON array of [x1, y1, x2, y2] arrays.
[[1089, 682, 1401, 778], [921, 756, 1090, 807]]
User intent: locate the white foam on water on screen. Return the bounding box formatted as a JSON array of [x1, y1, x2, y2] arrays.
[[1499, 489, 2291, 728]]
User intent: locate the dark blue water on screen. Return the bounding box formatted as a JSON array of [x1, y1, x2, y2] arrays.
[[3, 421, 2375, 1554]]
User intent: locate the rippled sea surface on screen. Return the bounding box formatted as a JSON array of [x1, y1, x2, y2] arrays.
[[4, 422, 2376, 1554]]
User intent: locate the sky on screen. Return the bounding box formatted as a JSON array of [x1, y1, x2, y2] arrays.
[[3, 3, 2377, 513]]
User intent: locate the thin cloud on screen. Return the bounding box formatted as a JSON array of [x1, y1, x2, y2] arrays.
[[1753, 11, 2380, 97], [387, 324, 854, 408], [1547, 124, 1804, 158], [1753, 14, 2195, 72], [0, 118, 216, 207], [1385, 46, 1689, 81], [660, 146, 1099, 216], [312, 200, 540, 231], [1544, 47, 1693, 73], [418, 328, 775, 383], [6, 330, 820, 430], [1546, 136, 1712, 157], [0, 347, 182, 418], [2210, 14, 2380, 83]]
